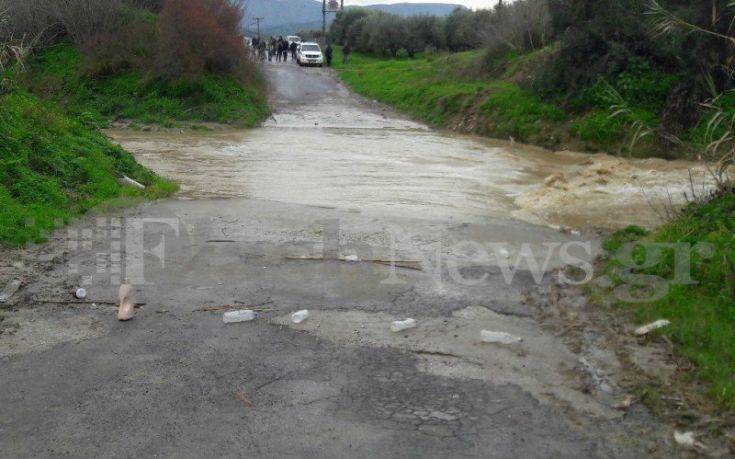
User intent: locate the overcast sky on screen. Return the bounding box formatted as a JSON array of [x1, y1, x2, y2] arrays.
[[343, 0, 496, 10]]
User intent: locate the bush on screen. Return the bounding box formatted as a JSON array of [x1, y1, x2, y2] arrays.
[[481, 0, 553, 60], [329, 7, 372, 45], [445, 8, 482, 51], [49, 0, 125, 44], [405, 15, 446, 54], [0, 0, 59, 46], [155, 0, 253, 80], [80, 6, 157, 77]]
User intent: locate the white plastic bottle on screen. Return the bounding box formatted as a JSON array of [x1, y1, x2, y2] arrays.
[[291, 310, 309, 324], [391, 318, 417, 332], [223, 310, 256, 323], [480, 330, 522, 344]]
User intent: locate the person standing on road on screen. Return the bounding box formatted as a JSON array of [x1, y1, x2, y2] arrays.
[[290, 41, 298, 62], [275, 37, 282, 62], [325, 43, 333, 67], [342, 43, 351, 64], [281, 40, 289, 62], [269, 37, 276, 62]]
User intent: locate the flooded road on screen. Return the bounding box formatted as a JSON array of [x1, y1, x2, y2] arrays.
[[109, 62, 709, 229], [3, 61, 694, 458]]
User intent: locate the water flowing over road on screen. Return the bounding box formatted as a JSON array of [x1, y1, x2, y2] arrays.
[[110, 63, 707, 230]]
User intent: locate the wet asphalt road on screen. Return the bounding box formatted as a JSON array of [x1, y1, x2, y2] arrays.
[[0, 61, 671, 458]]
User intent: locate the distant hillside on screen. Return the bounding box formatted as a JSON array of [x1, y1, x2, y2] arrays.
[[364, 3, 463, 17], [244, 0, 463, 37]]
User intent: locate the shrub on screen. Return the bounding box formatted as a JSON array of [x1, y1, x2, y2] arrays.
[[405, 15, 446, 54], [48, 0, 125, 45], [481, 0, 553, 60], [445, 8, 482, 51], [80, 6, 157, 77], [329, 7, 372, 45], [155, 0, 253, 81], [0, 0, 58, 45]]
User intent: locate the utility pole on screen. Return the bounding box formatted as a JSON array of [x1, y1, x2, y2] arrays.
[[322, 0, 343, 46], [322, 0, 327, 46], [253, 17, 263, 39]]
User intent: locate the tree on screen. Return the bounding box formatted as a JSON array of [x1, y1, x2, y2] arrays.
[[649, 0, 735, 186]]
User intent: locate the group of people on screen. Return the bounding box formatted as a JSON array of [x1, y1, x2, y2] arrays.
[[251, 36, 352, 67], [252, 36, 298, 62]]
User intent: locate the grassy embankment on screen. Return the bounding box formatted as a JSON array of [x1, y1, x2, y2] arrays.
[[1, 41, 269, 247], [332, 47, 735, 410], [600, 196, 735, 410], [332, 46, 683, 157], [0, 86, 177, 246], [24, 43, 269, 128]]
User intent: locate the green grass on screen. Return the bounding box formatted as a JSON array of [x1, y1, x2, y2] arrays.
[[332, 47, 567, 147], [331, 47, 690, 156], [603, 195, 735, 408], [0, 88, 176, 246], [23, 43, 269, 127]]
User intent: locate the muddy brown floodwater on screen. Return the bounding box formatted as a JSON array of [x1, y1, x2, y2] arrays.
[[108, 66, 709, 230]]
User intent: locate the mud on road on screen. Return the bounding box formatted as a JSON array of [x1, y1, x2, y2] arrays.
[[0, 61, 716, 457]]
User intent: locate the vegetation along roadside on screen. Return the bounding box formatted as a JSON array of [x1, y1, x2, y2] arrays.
[[0, 0, 269, 246]]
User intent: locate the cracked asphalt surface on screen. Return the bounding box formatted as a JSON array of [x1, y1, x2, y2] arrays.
[[0, 61, 676, 457]]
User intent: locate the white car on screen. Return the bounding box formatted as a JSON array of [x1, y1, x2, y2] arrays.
[[287, 35, 301, 46], [297, 42, 324, 67]]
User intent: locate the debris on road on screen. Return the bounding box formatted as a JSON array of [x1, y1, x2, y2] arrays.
[[614, 395, 634, 410], [480, 330, 522, 345], [119, 175, 145, 189], [370, 260, 422, 271], [674, 431, 705, 449], [234, 390, 253, 408], [390, 318, 417, 332], [0, 279, 22, 303], [634, 319, 670, 336], [285, 256, 422, 271], [198, 304, 272, 313], [291, 310, 309, 324], [223, 310, 256, 323], [118, 283, 135, 321], [74, 288, 87, 300], [32, 297, 146, 307]]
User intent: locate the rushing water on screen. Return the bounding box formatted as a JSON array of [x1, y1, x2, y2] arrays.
[[107, 63, 710, 230]]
